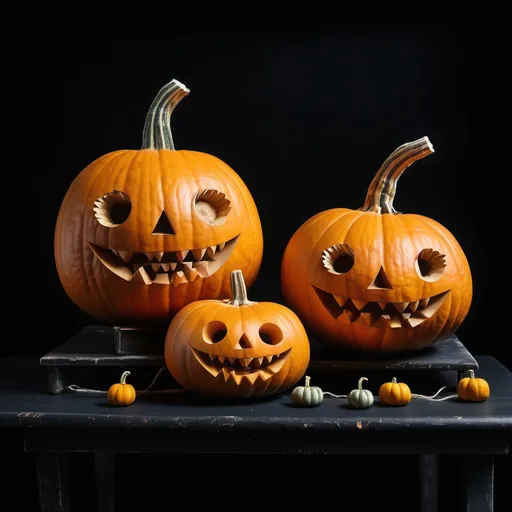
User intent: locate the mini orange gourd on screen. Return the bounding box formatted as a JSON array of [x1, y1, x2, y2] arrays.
[[281, 136, 472, 352], [107, 371, 136, 406], [457, 370, 490, 402], [165, 269, 310, 398], [55, 79, 263, 325], [379, 377, 411, 406]]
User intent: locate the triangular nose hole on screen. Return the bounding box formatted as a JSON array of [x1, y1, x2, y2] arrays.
[[368, 266, 393, 290], [152, 211, 175, 235], [235, 333, 251, 349]]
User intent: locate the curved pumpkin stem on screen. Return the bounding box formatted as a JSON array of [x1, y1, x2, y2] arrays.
[[142, 79, 190, 150], [305, 376, 311, 388], [120, 371, 131, 384], [360, 136, 435, 214], [228, 270, 255, 306], [358, 376, 368, 390]]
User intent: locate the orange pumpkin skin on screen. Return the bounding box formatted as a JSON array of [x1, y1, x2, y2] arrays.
[[457, 370, 490, 402], [379, 377, 411, 406], [165, 270, 310, 398], [54, 80, 263, 325], [107, 371, 136, 406], [281, 137, 472, 352]]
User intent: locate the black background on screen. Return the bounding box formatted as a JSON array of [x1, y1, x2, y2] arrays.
[[3, 4, 511, 511]]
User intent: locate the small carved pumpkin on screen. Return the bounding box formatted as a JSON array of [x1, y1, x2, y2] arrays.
[[379, 377, 411, 406], [281, 136, 472, 352], [107, 371, 136, 406], [292, 376, 324, 407], [347, 376, 374, 409], [55, 79, 263, 325], [164, 269, 310, 398], [457, 370, 490, 402]]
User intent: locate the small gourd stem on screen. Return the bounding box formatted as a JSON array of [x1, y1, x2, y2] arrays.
[[391, 377, 397, 383], [141, 79, 190, 150], [358, 377, 368, 390], [228, 270, 254, 306], [120, 371, 130, 384], [305, 376, 311, 388], [466, 369, 475, 379], [360, 136, 435, 214]]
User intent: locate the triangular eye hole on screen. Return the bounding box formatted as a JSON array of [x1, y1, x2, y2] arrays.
[[93, 191, 131, 227], [416, 248, 446, 282], [322, 244, 355, 275], [152, 211, 175, 235]]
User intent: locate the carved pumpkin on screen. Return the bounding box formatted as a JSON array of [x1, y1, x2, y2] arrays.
[[107, 371, 136, 406], [457, 370, 490, 402], [164, 269, 310, 398], [55, 79, 263, 325], [281, 136, 472, 352]]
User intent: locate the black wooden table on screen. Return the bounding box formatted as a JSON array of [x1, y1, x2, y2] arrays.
[[0, 353, 511, 512]]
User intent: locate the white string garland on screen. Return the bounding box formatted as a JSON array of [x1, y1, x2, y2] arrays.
[[64, 366, 185, 395], [320, 385, 458, 402]]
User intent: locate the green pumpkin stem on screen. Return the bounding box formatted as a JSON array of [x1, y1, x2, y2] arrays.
[[360, 136, 434, 214], [305, 376, 311, 388], [120, 371, 131, 384], [358, 376, 368, 390], [228, 270, 254, 306], [142, 79, 190, 150]]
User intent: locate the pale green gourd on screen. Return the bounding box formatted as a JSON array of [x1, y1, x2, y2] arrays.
[[347, 377, 374, 409], [292, 376, 323, 407]]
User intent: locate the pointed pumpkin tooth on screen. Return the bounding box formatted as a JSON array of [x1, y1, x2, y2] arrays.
[[145, 252, 154, 261], [207, 245, 217, 258], [265, 356, 273, 363], [161, 263, 170, 271], [378, 302, 388, 310], [402, 312, 411, 319], [408, 317, 426, 327], [132, 266, 153, 285], [170, 262, 177, 270], [132, 263, 143, 271], [175, 250, 188, 262], [222, 368, 231, 382], [244, 373, 259, 385], [111, 249, 119, 257], [253, 357, 263, 368], [118, 251, 132, 262], [419, 297, 430, 309], [191, 248, 206, 261], [218, 356, 225, 364], [393, 302, 408, 313], [228, 357, 237, 364], [182, 262, 199, 282], [352, 299, 367, 310], [240, 358, 252, 368], [151, 263, 161, 271], [334, 296, 348, 307], [218, 242, 226, 251], [209, 354, 216, 361], [154, 251, 164, 261], [409, 301, 419, 313], [171, 271, 187, 287]]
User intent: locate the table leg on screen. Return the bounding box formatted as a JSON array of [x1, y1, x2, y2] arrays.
[[419, 454, 438, 512], [95, 450, 115, 512], [462, 455, 494, 512], [48, 367, 65, 394], [36, 452, 70, 512]]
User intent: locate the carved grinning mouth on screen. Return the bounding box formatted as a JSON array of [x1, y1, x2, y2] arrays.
[[313, 286, 450, 328], [89, 235, 239, 286], [191, 348, 291, 385]]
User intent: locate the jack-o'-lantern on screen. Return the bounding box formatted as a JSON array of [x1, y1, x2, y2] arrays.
[[165, 270, 310, 398], [281, 136, 472, 352], [54, 79, 263, 325]]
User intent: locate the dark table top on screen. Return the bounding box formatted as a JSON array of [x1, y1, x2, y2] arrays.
[[1, 354, 512, 432]]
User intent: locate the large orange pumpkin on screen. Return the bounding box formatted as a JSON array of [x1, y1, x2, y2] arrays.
[[281, 136, 472, 352], [165, 270, 310, 398], [54, 79, 263, 325]]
